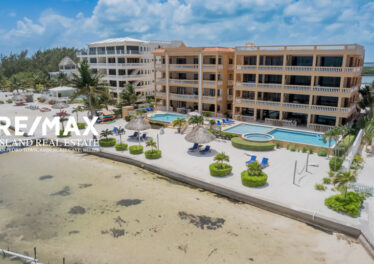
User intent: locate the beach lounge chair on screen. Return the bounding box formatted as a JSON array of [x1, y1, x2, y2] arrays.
[[199, 145, 211, 154], [222, 119, 230, 125], [225, 117, 235, 124], [246, 155, 257, 164], [140, 133, 147, 141], [146, 107, 151, 111], [188, 143, 199, 152], [128, 132, 139, 138], [260, 158, 269, 168], [216, 120, 223, 126], [112, 127, 118, 134], [150, 107, 154, 111]]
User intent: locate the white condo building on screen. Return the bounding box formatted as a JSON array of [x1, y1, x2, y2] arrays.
[[77, 37, 182, 101]]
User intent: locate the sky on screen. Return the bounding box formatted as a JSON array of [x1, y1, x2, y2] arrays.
[[0, 0, 373, 61]]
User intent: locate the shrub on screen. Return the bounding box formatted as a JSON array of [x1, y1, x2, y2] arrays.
[[241, 161, 268, 187], [113, 108, 122, 118], [323, 177, 331, 184], [315, 184, 326, 191], [302, 146, 308, 153], [241, 170, 268, 187], [37, 97, 46, 103], [77, 122, 86, 129], [57, 130, 71, 138], [350, 154, 364, 170], [289, 145, 296, 152], [115, 143, 128, 151], [353, 154, 364, 164], [149, 120, 166, 127], [99, 138, 116, 147], [317, 148, 328, 157], [329, 156, 344, 171], [209, 162, 232, 177], [308, 147, 314, 154], [48, 100, 56, 105], [325, 192, 364, 218], [275, 141, 281, 148], [125, 115, 134, 122], [203, 111, 212, 117], [231, 137, 274, 151], [145, 149, 162, 159], [0, 100, 4, 104], [209, 129, 237, 140], [6, 99, 13, 104], [129, 145, 143, 155]]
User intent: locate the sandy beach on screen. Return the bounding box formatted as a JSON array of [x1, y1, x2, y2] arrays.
[[0, 148, 372, 264]]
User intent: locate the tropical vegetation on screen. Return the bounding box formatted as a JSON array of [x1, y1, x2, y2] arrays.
[[241, 161, 268, 187], [209, 152, 232, 177]]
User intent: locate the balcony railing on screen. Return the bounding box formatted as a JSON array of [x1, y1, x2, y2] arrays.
[[313, 86, 340, 93], [202, 96, 216, 102], [236, 82, 256, 88], [257, 100, 281, 107], [235, 98, 255, 104], [203, 65, 216, 70], [258, 66, 283, 71], [170, 64, 198, 69], [284, 84, 311, 91], [169, 79, 198, 85], [155, 92, 166, 98], [203, 80, 216, 86], [311, 105, 338, 112], [285, 66, 313, 72], [228, 80, 234, 85], [257, 83, 282, 89], [236, 65, 362, 73], [156, 64, 165, 69], [169, 93, 198, 100], [156, 79, 165, 83], [282, 103, 309, 109]]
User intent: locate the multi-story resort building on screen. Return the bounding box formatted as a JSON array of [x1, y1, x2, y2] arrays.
[[154, 43, 364, 130], [77, 38, 181, 101], [153, 44, 235, 116]]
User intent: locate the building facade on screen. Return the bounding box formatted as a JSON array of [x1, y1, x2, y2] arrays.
[[77, 37, 182, 101], [153, 44, 235, 116], [154, 43, 364, 130]]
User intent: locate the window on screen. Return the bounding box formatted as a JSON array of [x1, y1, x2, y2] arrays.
[[109, 69, 116, 75], [193, 57, 198, 64], [109, 81, 117, 87], [90, 58, 97, 63], [244, 56, 256, 65], [176, 58, 187, 64], [218, 57, 222, 64], [118, 70, 125, 75], [194, 73, 198, 80], [229, 58, 233, 64], [108, 58, 115, 63], [118, 58, 125, 63]]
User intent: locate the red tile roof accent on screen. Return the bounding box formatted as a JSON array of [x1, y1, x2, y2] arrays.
[[152, 49, 165, 54]]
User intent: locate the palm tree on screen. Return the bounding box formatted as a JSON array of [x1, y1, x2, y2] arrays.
[[98, 87, 114, 110], [332, 170, 357, 198], [189, 116, 204, 127], [323, 126, 342, 159], [214, 152, 229, 169], [247, 161, 262, 176], [146, 139, 157, 153], [71, 60, 107, 118], [72, 106, 84, 121], [120, 83, 139, 106], [56, 72, 69, 86], [363, 123, 374, 152], [100, 129, 113, 139], [172, 118, 186, 133], [59, 117, 68, 131]]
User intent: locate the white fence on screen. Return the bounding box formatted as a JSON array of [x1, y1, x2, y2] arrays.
[[342, 129, 363, 171]]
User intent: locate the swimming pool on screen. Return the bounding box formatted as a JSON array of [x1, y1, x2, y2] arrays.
[[224, 123, 272, 134], [149, 113, 186, 123], [268, 128, 335, 147]]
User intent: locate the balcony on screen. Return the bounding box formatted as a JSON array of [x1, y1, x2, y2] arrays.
[[282, 103, 309, 110], [257, 100, 281, 107], [284, 84, 311, 91], [156, 64, 165, 69], [258, 66, 283, 71], [236, 82, 256, 88], [236, 65, 362, 74], [203, 80, 216, 86], [202, 96, 216, 102], [257, 83, 282, 89], [235, 98, 255, 104], [311, 105, 338, 112], [228, 80, 234, 85], [156, 79, 165, 83], [285, 66, 313, 72], [169, 93, 198, 100], [170, 79, 198, 85], [170, 64, 198, 69], [155, 92, 166, 98], [203, 65, 216, 70]]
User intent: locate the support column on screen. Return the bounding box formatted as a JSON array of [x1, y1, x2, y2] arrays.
[[198, 53, 203, 113], [166, 53, 170, 111]]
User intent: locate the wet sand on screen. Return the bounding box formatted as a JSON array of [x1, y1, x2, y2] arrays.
[[0, 148, 372, 264]]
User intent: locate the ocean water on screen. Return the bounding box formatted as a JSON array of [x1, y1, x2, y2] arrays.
[[0, 148, 371, 264]]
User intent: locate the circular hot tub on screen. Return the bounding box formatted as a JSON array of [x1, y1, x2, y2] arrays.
[[242, 133, 274, 143]]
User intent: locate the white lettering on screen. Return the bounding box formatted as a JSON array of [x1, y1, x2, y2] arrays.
[[0, 117, 11, 136]]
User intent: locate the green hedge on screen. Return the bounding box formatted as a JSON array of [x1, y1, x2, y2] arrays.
[[317, 148, 328, 157], [6, 99, 13, 104], [115, 143, 128, 151], [325, 192, 364, 218], [336, 135, 355, 157], [125, 115, 134, 122], [209, 163, 232, 177], [99, 138, 116, 147], [231, 137, 274, 151], [149, 120, 166, 127], [77, 122, 86, 129], [145, 149, 162, 159], [329, 156, 344, 171], [241, 170, 268, 187], [209, 129, 237, 140], [57, 130, 71, 138], [0, 100, 4, 104], [129, 145, 143, 154]]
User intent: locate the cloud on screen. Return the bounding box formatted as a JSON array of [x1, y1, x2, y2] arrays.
[[0, 0, 373, 60]]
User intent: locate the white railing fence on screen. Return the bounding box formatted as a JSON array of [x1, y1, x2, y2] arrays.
[[342, 129, 363, 171]]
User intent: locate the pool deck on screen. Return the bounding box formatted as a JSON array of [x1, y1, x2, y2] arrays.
[[0, 92, 374, 256]]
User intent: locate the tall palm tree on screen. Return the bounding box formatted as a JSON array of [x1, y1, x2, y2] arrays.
[[332, 170, 357, 199], [363, 123, 374, 152], [172, 118, 186, 133], [120, 83, 139, 106], [323, 126, 342, 159], [100, 129, 113, 139], [188, 116, 204, 127], [71, 60, 106, 118], [98, 87, 114, 110], [72, 106, 84, 121], [214, 152, 230, 169]]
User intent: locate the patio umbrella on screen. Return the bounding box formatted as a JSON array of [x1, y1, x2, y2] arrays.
[[52, 102, 68, 109], [125, 116, 151, 144], [185, 125, 215, 144]]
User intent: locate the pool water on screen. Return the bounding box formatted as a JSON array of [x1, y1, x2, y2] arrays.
[[268, 129, 335, 147], [224, 124, 271, 134], [243, 133, 273, 142], [149, 113, 186, 123]]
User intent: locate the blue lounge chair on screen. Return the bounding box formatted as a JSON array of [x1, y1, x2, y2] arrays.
[[146, 107, 151, 111], [199, 145, 211, 154], [246, 155, 257, 164], [260, 157, 269, 168], [112, 127, 118, 134], [188, 143, 199, 151], [216, 120, 223, 126], [140, 133, 147, 140], [225, 117, 235, 124], [150, 107, 154, 111], [222, 119, 229, 125], [129, 131, 139, 138]]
